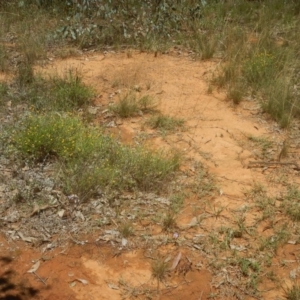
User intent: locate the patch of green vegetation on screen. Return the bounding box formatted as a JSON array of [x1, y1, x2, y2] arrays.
[[238, 258, 260, 277], [146, 114, 184, 132], [13, 113, 88, 161], [50, 70, 93, 110], [15, 70, 93, 112], [13, 113, 179, 197]]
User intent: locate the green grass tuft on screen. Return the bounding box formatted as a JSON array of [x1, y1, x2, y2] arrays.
[[146, 114, 184, 132], [110, 93, 157, 118]]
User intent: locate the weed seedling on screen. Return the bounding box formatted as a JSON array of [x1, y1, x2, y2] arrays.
[[151, 257, 169, 294], [119, 222, 134, 238], [162, 213, 176, 231]]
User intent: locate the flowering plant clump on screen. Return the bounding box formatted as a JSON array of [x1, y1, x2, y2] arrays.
[[13, 113, 100, 161], [13, 112, 179, 195]]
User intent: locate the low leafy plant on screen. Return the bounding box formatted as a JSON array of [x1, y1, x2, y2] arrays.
[[259, 225, 290, 253], [13, 113, 88, 161]]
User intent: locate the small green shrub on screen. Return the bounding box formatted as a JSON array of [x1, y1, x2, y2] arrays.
[[13, 113, 88, 161], [18, 33, 47, 65], [170, 193, 184, 213]]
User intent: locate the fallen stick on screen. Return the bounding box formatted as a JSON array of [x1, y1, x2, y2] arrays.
[[248, 161, 300, 171]]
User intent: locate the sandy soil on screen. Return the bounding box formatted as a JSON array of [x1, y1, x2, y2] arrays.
[[1, 50, 300, 300]]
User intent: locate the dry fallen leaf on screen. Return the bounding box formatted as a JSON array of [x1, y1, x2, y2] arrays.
[[76, 278, 88, 285], [27, 261, 41, 273], [58, 209, 65, 218], [121, 238, 128, 247], [107, 282, 119, 290], [169, 252, 182, 271], [17, 231, 36, 243], [188, 217, 198, 228]]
